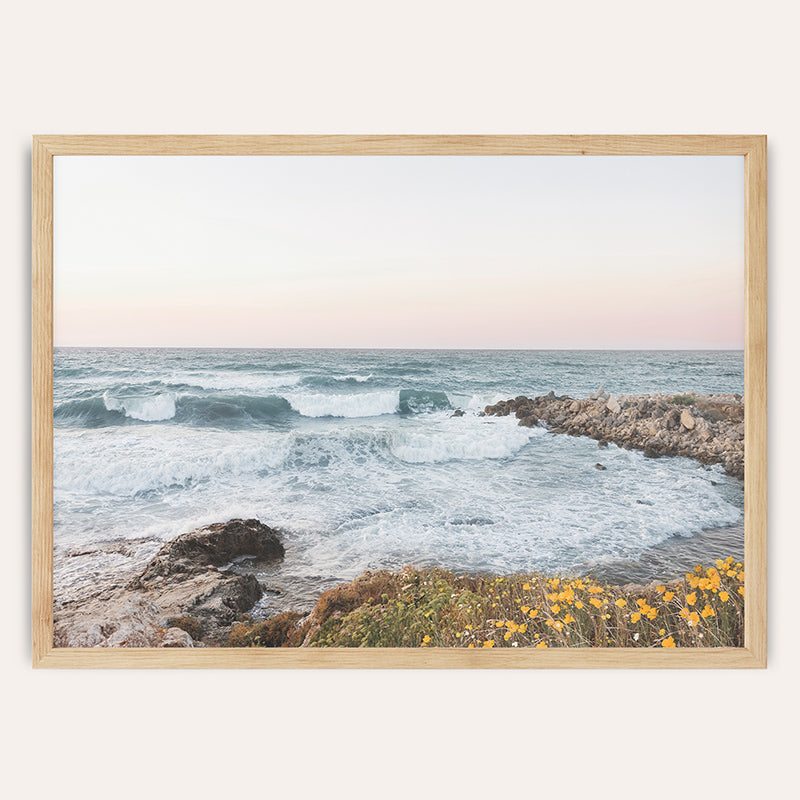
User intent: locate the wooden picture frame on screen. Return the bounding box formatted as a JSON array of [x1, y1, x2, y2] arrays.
[[32, 135, 767, 668]]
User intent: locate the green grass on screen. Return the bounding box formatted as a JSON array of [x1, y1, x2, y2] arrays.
[[226, 558, 745, 649]]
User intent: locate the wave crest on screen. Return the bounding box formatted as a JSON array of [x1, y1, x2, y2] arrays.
[[103, 391, 176, 421], [57, 386, 455, 426], [287, 391, 400, 418]]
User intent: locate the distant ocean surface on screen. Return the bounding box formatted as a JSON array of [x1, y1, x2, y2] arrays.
[[53, 348, 745, 609]]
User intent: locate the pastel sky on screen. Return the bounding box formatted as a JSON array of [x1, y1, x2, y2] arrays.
[[53, 155, 744, 349]]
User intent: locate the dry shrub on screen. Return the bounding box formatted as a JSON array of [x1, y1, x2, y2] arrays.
[[313, 570, 402, 620], [224, 558, 745, 649], [165, 615, 203, 641], [227, 610, 305, 647]]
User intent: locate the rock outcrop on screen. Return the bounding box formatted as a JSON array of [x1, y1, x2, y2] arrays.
[[131, 518, 284, 587], [54, 519, 285, 648], [485, 391, 744, 479]]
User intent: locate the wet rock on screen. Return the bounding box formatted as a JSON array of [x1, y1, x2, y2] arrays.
[[589, 385, 608, 401], [483, 391, 744, 479], [161, 627, 194, 647], [451, 409, 465, 417], [55, 519, 285, 648], [595, 463, 607, 471], [133, 518, 284, 587], [54, 595, 164, 648]]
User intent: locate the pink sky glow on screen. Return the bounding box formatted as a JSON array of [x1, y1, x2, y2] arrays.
[[54, 155, 745, 350]]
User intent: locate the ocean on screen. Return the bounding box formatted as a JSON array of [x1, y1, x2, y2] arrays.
[[53, 348, 745, 612]]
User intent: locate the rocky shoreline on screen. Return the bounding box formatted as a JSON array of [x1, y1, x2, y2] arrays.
[[53, 519, 284, 648], [54, 389, 745, 648], [482, 389, 744, 479]]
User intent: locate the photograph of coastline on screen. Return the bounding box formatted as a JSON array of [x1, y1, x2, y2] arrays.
[[52, 153, 746, 650]]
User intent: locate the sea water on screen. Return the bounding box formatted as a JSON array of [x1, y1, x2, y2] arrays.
[[53, 348, 745, 609]]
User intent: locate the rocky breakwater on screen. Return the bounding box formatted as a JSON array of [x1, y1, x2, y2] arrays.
[[484, 389, 744, 479], [54, 519, 284, 648]]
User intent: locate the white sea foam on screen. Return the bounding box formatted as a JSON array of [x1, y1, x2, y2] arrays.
[[332, 374, 372, 382], [290, 447, 743, 580], [467, 393, 509, 411], [287, 391, 400, 418], [390, 416, 538, 463], [54, 413, 744, 584], [169, 371, 302, 392], [55, 348, 746, 589], [55, 427, 292, 496], [102, 390, 176, 421]]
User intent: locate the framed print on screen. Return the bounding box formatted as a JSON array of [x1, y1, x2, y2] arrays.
[[32, 135, 767, 667]]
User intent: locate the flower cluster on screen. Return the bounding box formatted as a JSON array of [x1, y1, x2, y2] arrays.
[[453, 556, 745, 649], [233, 557, 745, 649]]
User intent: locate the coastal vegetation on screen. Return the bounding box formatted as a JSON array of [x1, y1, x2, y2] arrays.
[[165, 616, 203, 641], [227, 556, 745, 648], [53, 389, 745, 649], [227, 611, 305, 647]]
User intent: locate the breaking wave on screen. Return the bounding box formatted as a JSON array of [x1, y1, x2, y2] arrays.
[[102, 391, 176, 421], [55, 387, 455, 427], [54, 429, 293, 496], [53, 416, 540, 498], [286, 390, 400, 418]]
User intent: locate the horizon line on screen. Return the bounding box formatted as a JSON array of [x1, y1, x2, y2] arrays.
[[53, 345, 746, 352]]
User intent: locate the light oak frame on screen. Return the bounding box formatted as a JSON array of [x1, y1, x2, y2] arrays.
[[32, 135, 767, 668]]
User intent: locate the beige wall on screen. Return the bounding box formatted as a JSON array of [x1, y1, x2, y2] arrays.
[[2, 1, 794, 797]]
